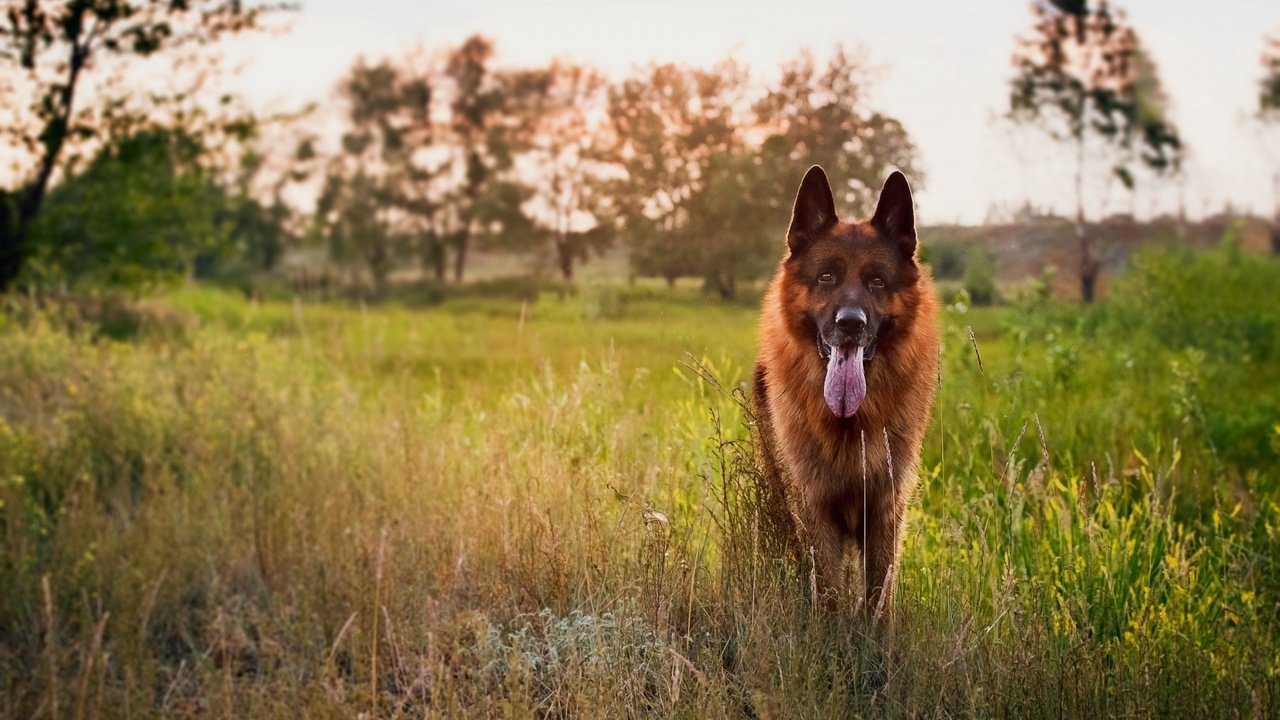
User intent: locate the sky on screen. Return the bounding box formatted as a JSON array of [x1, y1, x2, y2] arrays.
[[228, 1, 1280, 224]]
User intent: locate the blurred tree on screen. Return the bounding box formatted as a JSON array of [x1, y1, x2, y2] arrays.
[[27, 128, 227, 291], [202, 137, 306, 279], [317, 57, 439, 291], [962, 244, 998, 306], [502, 59, 619, 280], [442, 34, 513, 282], [230, 197, 290, 272], [1260, 30, 1280, 240], [754, 46, 922, 221], [315, 171, 404, 291], [1263, 32, 1280, 118], [685, 152, 778, 299], [609, 52, 921, 299], [219, 160, 292, 276], [1009, 0, 1183, 302], [607, 60, 752, 294], [0, 0, 284, 292]]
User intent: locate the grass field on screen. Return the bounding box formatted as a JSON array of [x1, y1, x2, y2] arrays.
[[1, 247, 1279, 717]]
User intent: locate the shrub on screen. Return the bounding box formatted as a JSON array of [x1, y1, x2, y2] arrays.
[[1105, 246, 1278, 361], [962, 245, 998, 305], [919, 241, 965, 279]]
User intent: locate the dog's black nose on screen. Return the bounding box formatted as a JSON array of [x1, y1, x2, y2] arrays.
[[835, 307, 867, 335]]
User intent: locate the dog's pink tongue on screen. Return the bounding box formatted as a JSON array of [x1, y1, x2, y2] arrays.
[[823, 345, 866, 418]]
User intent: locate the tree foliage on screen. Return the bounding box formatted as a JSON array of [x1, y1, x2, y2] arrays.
[[216, 144, 303, 277], [27, 128, 227, 291], [6, 22, 926, 301], [441, 34, 513, 282], [315, 171, 404, 291], [503, 59, 618, 280], [1262, 30, 1280, 230], [754, 46, 921, 219], [605, 49, 919, 298], [1008, 0, 1183, 301], [315, 58, 438, 291], [1260, 31, 1280, 120], [606, 60, 748, 293], [0, 0, 285, 291]]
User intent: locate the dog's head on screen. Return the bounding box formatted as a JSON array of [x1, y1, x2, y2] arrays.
[[781, 166, 922, 417]]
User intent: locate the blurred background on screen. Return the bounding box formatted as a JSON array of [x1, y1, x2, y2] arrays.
[[3, 0, 1278, 304], [5, 3, 1280, 717]]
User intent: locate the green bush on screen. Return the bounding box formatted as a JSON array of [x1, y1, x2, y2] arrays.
[[1099, 246, 1280, 469], [26, 130, 229, 293], [963, 244, 998, 305], [919, 241, 965, 279], [1104, 246, 1278, 361]]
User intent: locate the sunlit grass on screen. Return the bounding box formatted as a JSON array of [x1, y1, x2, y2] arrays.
[[1, 250, 1278, 716]]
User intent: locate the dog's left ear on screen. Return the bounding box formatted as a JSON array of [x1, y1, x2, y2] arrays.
[[871, 171, 917, 256]]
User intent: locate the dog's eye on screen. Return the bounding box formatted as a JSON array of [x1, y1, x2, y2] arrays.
[[817, 273, 835, 285], [868, 277, 885, 290]]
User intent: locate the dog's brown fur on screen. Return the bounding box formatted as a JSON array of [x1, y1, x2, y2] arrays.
[[754, 166, 940, 618]]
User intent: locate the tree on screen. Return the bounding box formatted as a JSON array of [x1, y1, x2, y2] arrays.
[[442, 34, 512, 282], [317, 57, 439, 291], [607, 60, 749, 292], [1009, 0, 1183, 302], [502, 59, 619, 280], [208, 137, 309, 278], [1260, 30, 1280, 238], [27, 127, 228, 291], [683, 151, 778, 299], [962, 245, 998, 306], [754, 46, 922, 222], [0, 0, 283, 292], [315, 171, 404, 292], [608, 52, 922, 299], [1263, 32, 1280, 118]]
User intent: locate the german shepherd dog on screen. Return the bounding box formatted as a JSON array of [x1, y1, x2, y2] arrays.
[[754, 166, 940, 619]]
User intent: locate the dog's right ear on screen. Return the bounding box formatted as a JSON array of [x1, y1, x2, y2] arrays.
[[787, 165, 838, 254]]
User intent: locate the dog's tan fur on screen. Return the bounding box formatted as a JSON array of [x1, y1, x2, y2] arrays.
[[753, 167, 940, 616]]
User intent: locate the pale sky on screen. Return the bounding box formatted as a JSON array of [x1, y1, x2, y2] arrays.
[[228, 1, 1280, 224]]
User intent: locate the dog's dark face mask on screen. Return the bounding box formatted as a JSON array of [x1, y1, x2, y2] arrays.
[[783, 167, 921, 418]]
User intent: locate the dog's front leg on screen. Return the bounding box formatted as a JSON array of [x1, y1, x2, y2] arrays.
[[797, 499, 846, 609], [861, 489, 907, 621]]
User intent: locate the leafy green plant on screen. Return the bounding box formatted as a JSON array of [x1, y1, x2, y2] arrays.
[[963, 244, 999, 306]]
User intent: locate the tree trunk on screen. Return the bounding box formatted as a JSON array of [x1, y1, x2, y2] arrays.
[[1080, 256, 1099, 303], [0, 13, 90, 293], [1077, 221, 1099, 303], [1273, 171, 1280, 254], [556, 235, 573, 281], [1073, 131, 1098, 303], [369, 243, 390, 296], [425, 238, 446, 282], [0, 194, 21, 291], [452, 232, 468, 283], [715, 273, 736, 301], [453, 149, 484, 284], [432, 248, 446, 282]]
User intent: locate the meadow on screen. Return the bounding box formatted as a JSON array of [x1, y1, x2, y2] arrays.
[[1, 246, 1278, 718]]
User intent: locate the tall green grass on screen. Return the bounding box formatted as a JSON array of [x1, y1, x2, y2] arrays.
[[0, 247, 1277, 717]]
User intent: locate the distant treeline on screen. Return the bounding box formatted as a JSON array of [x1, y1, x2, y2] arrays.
[[17, 37, 920, 299], [5, 2, 1278, 302]]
